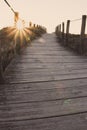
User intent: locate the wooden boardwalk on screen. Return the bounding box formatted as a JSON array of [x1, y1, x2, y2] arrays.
[[1, 33, 87, 129]]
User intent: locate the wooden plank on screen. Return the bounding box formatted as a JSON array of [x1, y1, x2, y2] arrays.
[[1, 33, 87, 130], [11, 57, 83, 63], [5, 67, 87, 75], [1, 78, 87, 91], [0, 82, 87, 104], [0, 113, 87, 130], [5, 63, 87, 73], [7, 56, 87, 64], [0, 97, 87, 121], [4, 71, 87, 83]]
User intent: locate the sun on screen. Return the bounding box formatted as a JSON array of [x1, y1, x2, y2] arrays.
[[16, 20, 24, 30]]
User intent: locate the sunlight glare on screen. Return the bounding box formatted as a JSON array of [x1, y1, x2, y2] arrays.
[[16, 20, 24, 30]]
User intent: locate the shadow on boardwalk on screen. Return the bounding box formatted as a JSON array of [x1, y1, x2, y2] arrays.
[[1, 33, 87, 130]]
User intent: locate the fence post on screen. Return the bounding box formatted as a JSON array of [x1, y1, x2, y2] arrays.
[[80, 15, 86, 53], [0, 40, 4, 84], [14, 12, 19, 27], [66, 20, 70, 44], [62, 22, 64, 40], [59, 24, 61, 32], [29, 22, 32, 27], [81, 15, 86, 38], [55, 26, 58, 35], [56, 25, 59, 37], [57, 26, 60, 36], [59, 24, 61, 40], [34, 24, 36, 28]]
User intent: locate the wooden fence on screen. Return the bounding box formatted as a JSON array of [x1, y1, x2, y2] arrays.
[[55, 15, 87, 54]]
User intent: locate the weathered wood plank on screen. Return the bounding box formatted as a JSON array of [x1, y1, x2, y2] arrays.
[[0, 97, 87, 121], [1, 113, 87, 130], [0, 78, 87, 91], [0, 33, 87, 130], [0, 81, 87, 104], [1, 78, 87, 91], [4, 72, 87, 83], [5, 67, 87, 75]]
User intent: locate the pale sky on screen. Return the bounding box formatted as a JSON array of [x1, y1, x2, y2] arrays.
[[0, 0, 87, 33]]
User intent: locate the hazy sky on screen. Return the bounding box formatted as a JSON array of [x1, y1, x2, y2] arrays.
[[0, 0, 87, 33]]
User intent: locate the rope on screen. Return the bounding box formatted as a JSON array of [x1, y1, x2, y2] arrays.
[[3, 0, 44, 28], [4, 0, 25, 24], [71, 18, 81, 22], [4, 0, 15, 13]]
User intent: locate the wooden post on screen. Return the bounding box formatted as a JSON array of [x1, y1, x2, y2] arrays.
[[56, 25, 58, 32], [81, 15, 86, 38], [55, 26, 59, 37], [0, 40, 4, 84], [37, 25, 39, 28], [34, 24, 36, 28], [66, 20, 70, 34], [59, 24, 61, 32], [66, 20, 70, 44], [29, 22, 32, 27], [59, 24, 61, 39], [56, 26, 58, 35], [80, 15, 86, 54], [62, 22, 64, 40], [57, 26, 59, 36], [14, 12, 19, 27], [57, 25, 60, 38]]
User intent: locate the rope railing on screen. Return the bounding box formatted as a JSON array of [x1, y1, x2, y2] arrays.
[[70, 18, 81, 22], [4, 0, 15, 13], [55, 15, 86, 38]]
